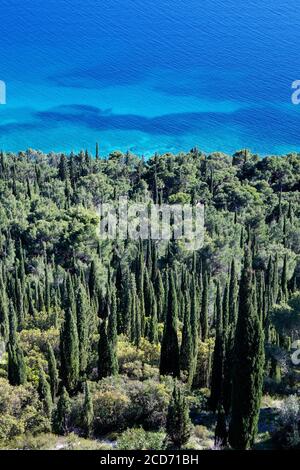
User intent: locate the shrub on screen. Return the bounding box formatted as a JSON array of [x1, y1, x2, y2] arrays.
[[117, 428, 165, 450], [272, 395, 300, 449], [0, 378, 51, 444], [90, 376, 170, 435]]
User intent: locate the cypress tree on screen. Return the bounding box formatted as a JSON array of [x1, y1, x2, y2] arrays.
[[88, 260, 98, 299], [214, 405, 228, 448], [155, 270, 165, 322], [160, 270, 180, 378], [166, 382, 191, 449], [200, 272, 209, 340], [76, 284, 89, 376], [281, 254, 288, 301], [44, 263, 51, 313], [180, 291, 194, 383], [98, 304, 118, 379], [222, 281, 229, 334], [107, 289, 118, 374], [53, 386, 71, 435], [229, 246, 265, 450], [15, 276, 24, 328], [7, 300, 26, 385], [38, 367, 53, 418], [190, 275, 199, 354], [58, 154, 69, 181], [0, 286, 9, 341], [136, 245, 145, 335], [83, 381, 94, 437], [272, 253, 279, 304], [47, 343, 59, 401], [229, 259, 238, 326], [210, 282, 225, 412], [60, 304, 80, 393], [148, 282, 158, 344]]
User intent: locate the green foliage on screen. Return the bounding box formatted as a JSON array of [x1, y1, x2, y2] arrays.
[[53, 387, 71, 435], [117, 428, 165, 450], [229, 246, 265, 449], [160, 271, 180, 378], [166, 382, 191, 449], [0, 149, 299, 449]]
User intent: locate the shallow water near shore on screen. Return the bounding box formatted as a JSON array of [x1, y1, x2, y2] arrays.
[[1, 0, 300, 156]]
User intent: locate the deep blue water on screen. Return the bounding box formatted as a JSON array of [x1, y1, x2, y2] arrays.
[[1, 0, 300, 156]]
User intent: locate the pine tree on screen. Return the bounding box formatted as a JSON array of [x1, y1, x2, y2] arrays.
[[229, 246, 265, 450], [53, 386, 71, 435], [160, 271, 180, 378], [82, 381, 94, 437], [60, 304, 80, 393], [166, 382, 191, 449]]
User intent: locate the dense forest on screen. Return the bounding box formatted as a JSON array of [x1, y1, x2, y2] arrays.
[[0, 147, 299, 450]]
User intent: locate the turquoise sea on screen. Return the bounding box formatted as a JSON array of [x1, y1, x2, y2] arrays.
[[1, 0, 300, 156]]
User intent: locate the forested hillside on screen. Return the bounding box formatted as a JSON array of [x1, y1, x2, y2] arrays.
[[0, 147, 299, 450]]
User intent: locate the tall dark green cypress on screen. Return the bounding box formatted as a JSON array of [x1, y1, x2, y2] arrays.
[[0, 279, 9, 340], [229, 259, 238, 326], [166, 382, 191, 449], [210, 282, 225, 412], [107, 288, 118, 374], [7, 300, 26, 385], [58, 154, 69, 181], [155, 270, 165, 322], [148, 282, 158, 344], [83, 381, 94, 437], [47, 343, 59, 401], [160, 270, 180, 378], [200, 272, 209, 340], [88, 260, 98, 299], [180, 291, 194, 383], [229, 246, 265, 450], [53, 386, 71, 435], [281, 254, 288, 301], [98, 320, 118, 378], [190, 275, 199, 354], [60, 303, 80, 393], [38, 367, 53, 418], [76, 284, 89, 376], [214, 405, 228, 448]]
